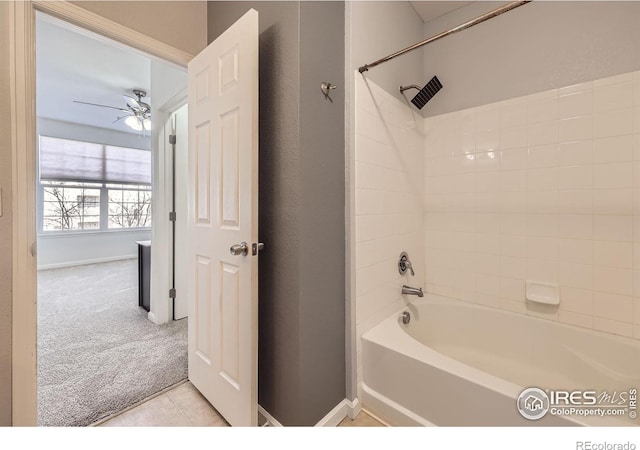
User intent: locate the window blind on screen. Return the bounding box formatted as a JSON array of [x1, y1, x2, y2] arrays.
[[39, 136, 151, 185]]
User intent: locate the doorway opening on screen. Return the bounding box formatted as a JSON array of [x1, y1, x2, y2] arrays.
[[35, 12, 188, 426]]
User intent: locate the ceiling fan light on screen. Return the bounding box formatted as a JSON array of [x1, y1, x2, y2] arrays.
[[125, 115, 143, 131], [143, 118, 152, 131]]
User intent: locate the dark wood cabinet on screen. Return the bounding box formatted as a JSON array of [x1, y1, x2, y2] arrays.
[[136, 240, 151, 312]]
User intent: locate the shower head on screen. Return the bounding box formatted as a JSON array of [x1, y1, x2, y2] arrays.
[[400, 76, 443, 110]]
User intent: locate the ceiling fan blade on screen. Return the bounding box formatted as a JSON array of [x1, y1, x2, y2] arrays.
[[123, 94, 141, 110], [73, 100, 130, 113], [113, 114, 133, 124]]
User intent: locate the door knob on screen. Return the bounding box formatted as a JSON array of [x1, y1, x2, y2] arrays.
[[230, 242, 249, 256], [252, 242, 265, 255]]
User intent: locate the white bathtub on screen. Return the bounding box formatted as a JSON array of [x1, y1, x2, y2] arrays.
[[361, 294, 640, 426]]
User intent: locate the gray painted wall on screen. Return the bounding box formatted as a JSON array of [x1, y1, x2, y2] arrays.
[[208, 1, 346, 426], [349, 1, 425, 104], [298, 1, 346, 424], [0, 0, 13, 427], [421, 1, 640, 117]]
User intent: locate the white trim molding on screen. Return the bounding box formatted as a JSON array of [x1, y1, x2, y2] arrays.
[[257, 405, 283, 427], [10, 0, 191, 426], [37, 254, 137, 271], [10, 0, 38, 427], [32, 0, 193, 67], [259, 398, 361, 427], [315, 398, 361, 427]]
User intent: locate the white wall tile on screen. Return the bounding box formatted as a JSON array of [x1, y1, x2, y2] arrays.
[[528, 144, 558, 169], [357, 69, 640, 349], [528, 167, 558, 190], [528, 97, 558, 124], [560, 287, 593, 315], [559, 140, 593, 166], [476, 107, 500, 132], [559, 262, 593, 290], [594, 108, 633, 138], [500, 235, 528, 258], [593, 135, 633, 164], [592, 188, 633, 215], [500, 148, 528, 170], [593, 292, 633, 322], [500, 102, 527, 129], [558, 165, 592, 190], [559, 238, 593, 264], [559, 115, 593, 143], [593, 240, 633, 269], [500, 170, 528, 191], [527, 259, 558, 284], [501, 126, 528, 149], [500, 214, 527, 236], [501, 277, 525, 301], [559, 310, 593, 329], [527, 214, 558, 237], [593, 266, 633, 296], [527, 236, 558, 261], [557, 190, 593, 215], [559, 89, 593, 119], [528, 190, 558, 214], [559, 214, 593, 240], [500, 256, 527, 280], [593, 317, 633, 337], [593, 215, 633, 242], [528, 121, 558, 146], [593, 162, 633, 189], [594, 81, 633, 112]]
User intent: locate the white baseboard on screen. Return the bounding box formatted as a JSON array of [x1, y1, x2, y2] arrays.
[[258, 405, 283, 427], [315, 397, 361, 427], [257, 398, 360, 427], [37, 254, 137, 270]]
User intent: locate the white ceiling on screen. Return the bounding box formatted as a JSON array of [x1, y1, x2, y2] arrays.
[[410, 1, 473, 23], [36, 13, 152, 134]]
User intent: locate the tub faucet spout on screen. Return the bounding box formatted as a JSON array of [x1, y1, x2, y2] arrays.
[[402, 285, 424, 297]]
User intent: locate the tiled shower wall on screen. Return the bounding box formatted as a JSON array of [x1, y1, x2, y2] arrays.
[[354, 75, 424, 390], [424, 70, 640, 339]]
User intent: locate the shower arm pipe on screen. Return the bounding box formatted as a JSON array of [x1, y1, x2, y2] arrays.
[[358, 0, 531, 74]]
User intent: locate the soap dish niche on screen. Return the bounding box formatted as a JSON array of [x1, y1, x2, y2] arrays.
[[525, 281, 560, 306]]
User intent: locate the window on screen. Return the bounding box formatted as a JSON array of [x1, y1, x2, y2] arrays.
[[42, 181, 102, 231], [107, 184, 152, 229], [39, 136, 152, 232]]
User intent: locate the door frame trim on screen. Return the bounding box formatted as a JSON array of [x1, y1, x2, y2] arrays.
[[9, 0, 192, 425]]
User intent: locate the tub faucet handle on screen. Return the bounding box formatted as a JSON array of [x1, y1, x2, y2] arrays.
[[398, 252, 415, 276]]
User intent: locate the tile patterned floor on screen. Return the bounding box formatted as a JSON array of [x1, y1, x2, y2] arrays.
[[338, 411, 385, 427], [98, 380, 384, 427], [97, 381, 228, 427]]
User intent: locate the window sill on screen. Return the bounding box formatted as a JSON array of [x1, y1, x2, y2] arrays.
[[38, 228, 151, 238]]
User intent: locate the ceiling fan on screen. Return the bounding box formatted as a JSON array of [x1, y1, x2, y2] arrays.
[[73, 89, 151, 132]]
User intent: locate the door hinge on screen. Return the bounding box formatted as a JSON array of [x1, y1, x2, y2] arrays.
[[169, 288, 176, 299], [169, 134, 177, 145], [169, 211, 176, 222]]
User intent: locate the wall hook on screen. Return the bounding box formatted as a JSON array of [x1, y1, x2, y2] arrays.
[[321, 82, 337, 102]]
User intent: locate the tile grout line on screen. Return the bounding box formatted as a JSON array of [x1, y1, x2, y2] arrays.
[[165, 389, 194, 427]]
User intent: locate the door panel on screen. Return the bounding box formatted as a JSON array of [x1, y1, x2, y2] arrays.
[[187, 9, 259, 427]]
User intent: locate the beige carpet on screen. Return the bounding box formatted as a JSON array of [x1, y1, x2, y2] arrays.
[[37, 259, 187, 427]]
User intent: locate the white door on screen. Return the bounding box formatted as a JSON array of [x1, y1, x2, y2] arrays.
[[187, 9, 259, 427]]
